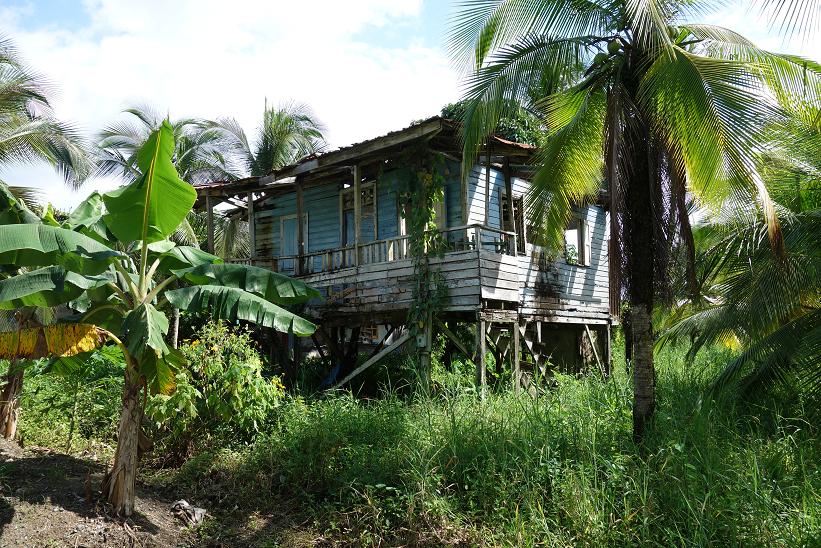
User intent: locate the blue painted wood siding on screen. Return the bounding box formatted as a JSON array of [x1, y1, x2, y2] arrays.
[[466, 165, 504, 229], [255, 164, 464, 254]]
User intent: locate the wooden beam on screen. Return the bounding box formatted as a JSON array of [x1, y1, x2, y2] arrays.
[[310, 334, 327, 363], [435, 319, 472, 360], [353, 164, 361, 266], [460, 160, 468, 226], [205, 194, 215, 254], [296, 180, 305, 275], [512, 319, 521, 392], [484, 144, 491, 224], [475, 319, 486, 399], [315, 327, 345, 364], [367, 324, 397, 359], [584, 324, 605, 376], [275, 118, 443, 178], [420, 313, 433, 391], [503, 157, 516, 256], [247, 191, 256, 259], [331, 332, 411, 390]]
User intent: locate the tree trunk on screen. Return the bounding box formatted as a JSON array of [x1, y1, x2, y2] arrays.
[[102, 366, 142, 516], [623, 307, 633, 371], [170, 308, 180, 349], [623, 80, 656, 442], [0, 361, 23, 440]]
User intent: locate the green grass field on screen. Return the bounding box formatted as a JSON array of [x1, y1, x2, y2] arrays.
[[17, 339, 820, 546]]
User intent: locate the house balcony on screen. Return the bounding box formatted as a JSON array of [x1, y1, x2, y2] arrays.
[[228, 224, 522, 322]]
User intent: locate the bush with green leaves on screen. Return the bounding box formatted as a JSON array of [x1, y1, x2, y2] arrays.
[[146, 320, 284, 459], [17, 346, 125, 451]]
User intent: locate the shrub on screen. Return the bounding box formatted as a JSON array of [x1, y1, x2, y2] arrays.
[[17, 347, 124, 452], [146, 319, 284, 461]]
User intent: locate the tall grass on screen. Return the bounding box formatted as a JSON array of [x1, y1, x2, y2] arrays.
[[155, 342, 820, 546]]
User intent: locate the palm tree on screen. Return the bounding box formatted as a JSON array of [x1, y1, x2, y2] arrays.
[[209, 100, 326, 176], [660, 102, 821, 412], [449, 0, 820, 440], [96, 104, 244, 185], [0, 35, 91, 439], [0, 36, 91, 188]]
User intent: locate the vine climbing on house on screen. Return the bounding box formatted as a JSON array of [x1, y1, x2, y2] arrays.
[[388, 149, 450, 350]]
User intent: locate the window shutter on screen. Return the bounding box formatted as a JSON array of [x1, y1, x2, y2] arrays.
[[583, 218, 592, 266]]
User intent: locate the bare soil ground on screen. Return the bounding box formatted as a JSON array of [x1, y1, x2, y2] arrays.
[[0, 438, 191, 547]]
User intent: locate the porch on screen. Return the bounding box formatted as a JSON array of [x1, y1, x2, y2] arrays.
[[228, 224, 521, 322]]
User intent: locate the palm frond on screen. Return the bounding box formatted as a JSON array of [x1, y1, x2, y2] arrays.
[[639, 47, 788, 250], [526, 86, 607, 250], [448, 0, 615, 69]]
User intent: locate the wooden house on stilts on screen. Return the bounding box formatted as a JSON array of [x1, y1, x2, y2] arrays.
[[194, 117, 613, 392]]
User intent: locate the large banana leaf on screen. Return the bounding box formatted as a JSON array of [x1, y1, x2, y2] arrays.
[[0, 224, 123, 275], [122, 303, 169, 360], [46, 344, 124, 376], [64, 191, 115, 244], [166, 285, 316, 336], [0, 183, 40, 225], [0, 323, 106, 359], [173, 263, 320, 304], [65, 191, 105, 229], [102, 121, 197, 244], [139, 347, 183, 395], [0, 266, 110, 309], [153, 245, 222, 272]]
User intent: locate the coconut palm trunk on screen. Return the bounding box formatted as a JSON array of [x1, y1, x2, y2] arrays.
[[623, 62, 657, 441], [0, 361, 23, 439]]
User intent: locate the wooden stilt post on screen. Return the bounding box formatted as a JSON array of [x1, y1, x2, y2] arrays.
[[205, 194, 215, 254], [247, 191, 256, 260], [296, 180, 305, 275], [475, 319, 486, 399], [512, 319, 521, 392], [353, 164, 361, 266], [420, 312, 433, 392], [503, 157, 516, 256], [605, 321, 612, 377], [484, 145, 491, 225], [584, 324, 606, 377]]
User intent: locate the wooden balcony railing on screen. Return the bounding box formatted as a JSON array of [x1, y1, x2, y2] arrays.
[[227, 224, 517, 276]]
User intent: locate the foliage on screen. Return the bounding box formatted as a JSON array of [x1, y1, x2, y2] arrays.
[[96, 105, 244, 185], [146, 320, 284, 459], [441, 99, 545, 146], [208, 100, 326, 176], [0, 35, 91, 188], [17, 346, 125, 451], [660, 102, 821, 408], [146, 343, 819, 546], [662, 205, 821, 411], [389, 150, 450, 339], [0, 121, 318, 515], [0, 323, 105, 359]]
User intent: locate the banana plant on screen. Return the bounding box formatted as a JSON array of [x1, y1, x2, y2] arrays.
[[0, 121, 319, 516]]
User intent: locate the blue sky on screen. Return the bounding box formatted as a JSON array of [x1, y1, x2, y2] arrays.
[[0, 0, 818, 209]]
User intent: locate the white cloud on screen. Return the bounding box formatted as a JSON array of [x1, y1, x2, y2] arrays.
[[1, 0, 459, 209], [1, 0, 818, 210]]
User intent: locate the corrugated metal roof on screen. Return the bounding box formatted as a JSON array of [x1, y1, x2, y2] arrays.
[[194, 115, 535, 193]]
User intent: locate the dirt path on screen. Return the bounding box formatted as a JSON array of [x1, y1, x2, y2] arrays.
[[0, 439, 191, 547]]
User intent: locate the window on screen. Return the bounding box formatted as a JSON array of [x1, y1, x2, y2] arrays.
[[501, 192, 526, 254], [564, 215, 591, 266], [341, 182, 377, 245], [433, 197, 446, 230]]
